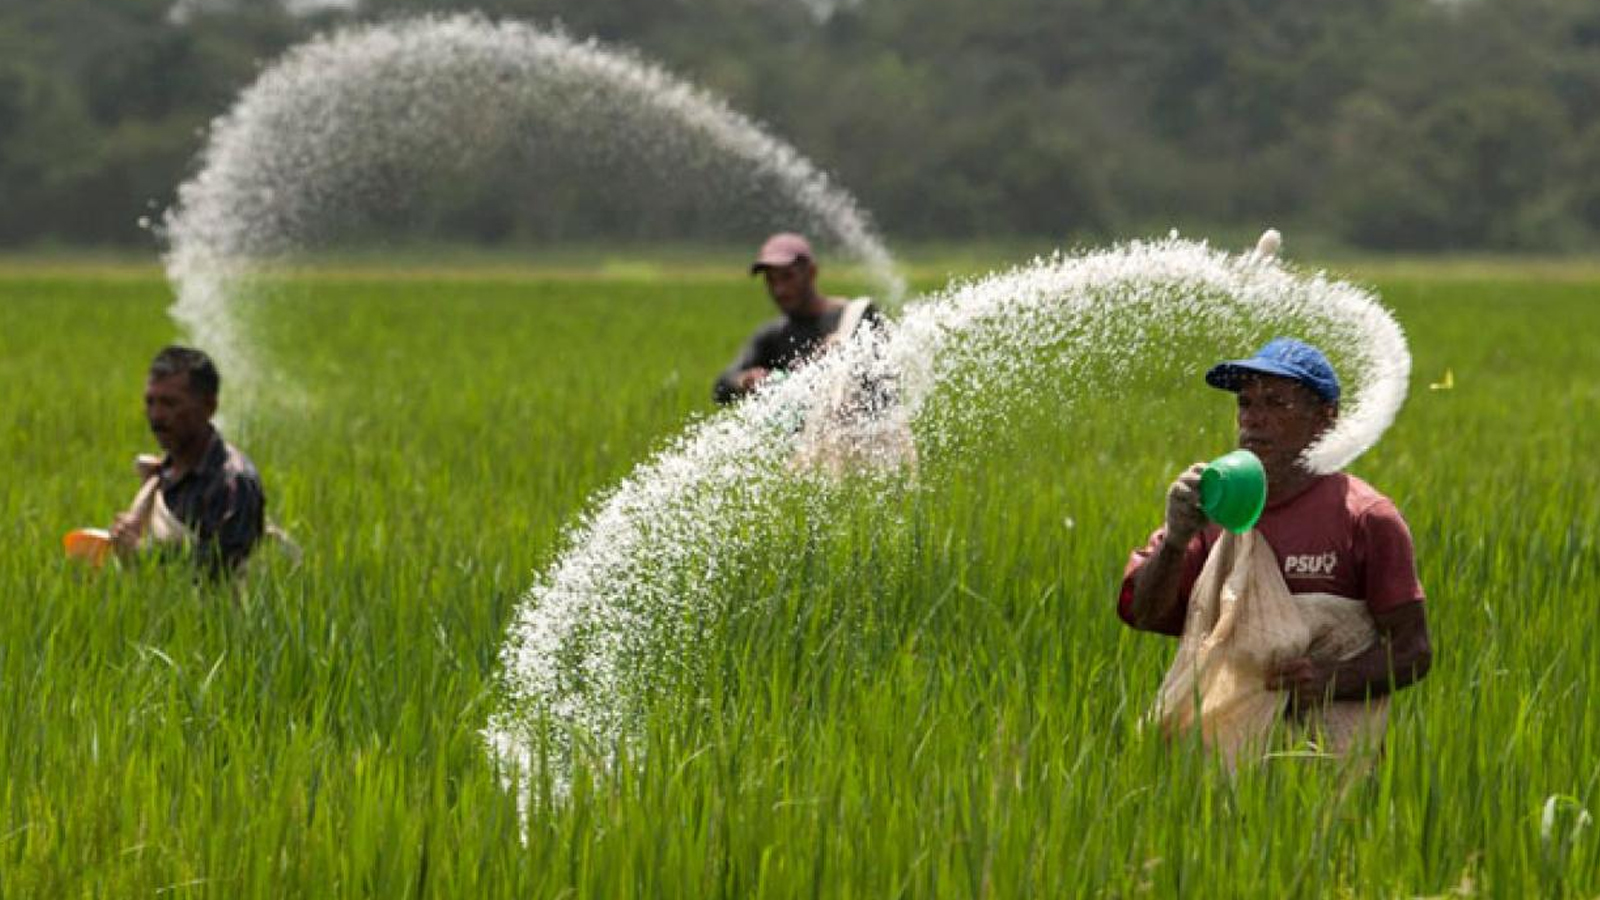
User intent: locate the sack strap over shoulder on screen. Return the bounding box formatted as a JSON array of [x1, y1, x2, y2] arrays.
[[823, 298, 872, 351]]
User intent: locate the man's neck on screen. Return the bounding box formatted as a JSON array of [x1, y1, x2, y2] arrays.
[[1266, 465, 1322, 507], [786, 292, 841, 321], [165, 427, 215, 480]]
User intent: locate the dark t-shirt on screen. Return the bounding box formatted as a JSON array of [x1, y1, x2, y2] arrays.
[[1118, 472, 1425, 635], [713, 301, 883, 404], [160, 429, 267, 574]]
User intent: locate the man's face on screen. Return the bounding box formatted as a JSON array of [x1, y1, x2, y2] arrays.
[[145, 373, 214, 452], [761, 259, 815, 315], [1235, 375, 1336, 478]]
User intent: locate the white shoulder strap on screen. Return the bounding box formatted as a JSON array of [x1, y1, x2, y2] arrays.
[[824, 298, 872, 350]]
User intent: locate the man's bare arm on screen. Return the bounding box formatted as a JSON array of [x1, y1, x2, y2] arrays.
[[1126, 463, 1206, 631], [1128, 537, 1192, 631], [1270, 602, 1433, 703]]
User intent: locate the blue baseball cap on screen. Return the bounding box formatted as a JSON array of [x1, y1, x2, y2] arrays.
[[1205, 338, 1341, 403]]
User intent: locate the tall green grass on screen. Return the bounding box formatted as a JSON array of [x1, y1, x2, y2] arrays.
[[0, 262, 1594, 897]]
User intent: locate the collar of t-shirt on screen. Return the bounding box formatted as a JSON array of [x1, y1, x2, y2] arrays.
[[160, 428, 226, 489], [1263, 471, 1336, 511]]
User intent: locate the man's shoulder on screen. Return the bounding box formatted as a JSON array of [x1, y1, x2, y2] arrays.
[[1308, 471, 1405, 525], [218, 438, 263, 487], [1341, 471, 1400, 509], [749, 316, 795, 341]]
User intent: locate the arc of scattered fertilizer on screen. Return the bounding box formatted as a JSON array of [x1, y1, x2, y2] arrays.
[[486, 236, 1414, 791], [162, 15, 905, 401]]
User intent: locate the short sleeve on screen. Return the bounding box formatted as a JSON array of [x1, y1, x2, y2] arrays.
[[713, 322, 784, 404], [1117, 525, 1211, 635], [1356, 499, 1425, 615]]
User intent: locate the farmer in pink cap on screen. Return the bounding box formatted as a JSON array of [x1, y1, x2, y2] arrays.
[[712, 232, 882, 404]]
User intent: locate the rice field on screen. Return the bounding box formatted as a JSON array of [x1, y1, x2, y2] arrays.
[[0, 257, 1596, 897]]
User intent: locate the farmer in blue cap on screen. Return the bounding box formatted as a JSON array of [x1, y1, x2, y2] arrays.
[[1118, 338, 1432, 715]]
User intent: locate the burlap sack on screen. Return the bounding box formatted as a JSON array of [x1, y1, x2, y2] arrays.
[[145, 489, 193, 548], [117, 475, 193, 551], [1152, 529, 1388, 769], [791, 298, 918, 475], [131, 476, 302, 568]]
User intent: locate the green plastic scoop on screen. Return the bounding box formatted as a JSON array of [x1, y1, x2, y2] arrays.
[[1199, 449, 1267, 534]]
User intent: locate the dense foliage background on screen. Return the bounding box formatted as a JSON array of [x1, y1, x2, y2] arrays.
[[4, 0, 1600, 250]]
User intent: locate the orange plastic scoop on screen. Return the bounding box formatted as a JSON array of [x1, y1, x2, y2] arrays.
[[62, 476, 161, 569], [63, 527, 115, 568]]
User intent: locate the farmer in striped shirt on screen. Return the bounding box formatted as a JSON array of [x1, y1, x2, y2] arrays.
[[109, 345, 266, 576]]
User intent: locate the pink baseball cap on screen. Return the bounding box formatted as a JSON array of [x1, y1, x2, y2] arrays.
[[750, 232, 814, 274]]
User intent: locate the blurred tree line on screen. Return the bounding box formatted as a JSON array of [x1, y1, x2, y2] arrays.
[[3, 0, 1599, 251]]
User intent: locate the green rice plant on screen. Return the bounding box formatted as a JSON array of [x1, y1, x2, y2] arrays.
[[0, 260, 1594, 897]]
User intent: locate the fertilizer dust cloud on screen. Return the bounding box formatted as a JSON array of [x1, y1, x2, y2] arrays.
[[485, 236, 1412, 793], [154, 14, 1413, 805], [162, 14, 903, 401]]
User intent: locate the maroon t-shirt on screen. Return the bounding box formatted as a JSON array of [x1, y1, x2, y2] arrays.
[[1118, 472, 1425, 636]]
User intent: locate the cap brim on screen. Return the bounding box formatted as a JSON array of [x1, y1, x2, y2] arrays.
[[1204, 359, 1306, 392], [750, 255, 802, 275]]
